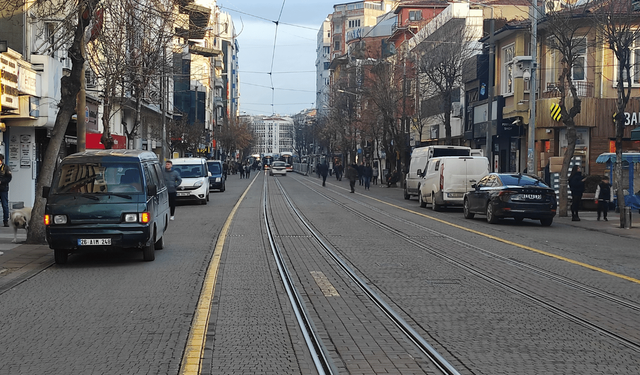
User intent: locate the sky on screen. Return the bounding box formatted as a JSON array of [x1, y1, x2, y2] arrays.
[[218, 1, 337, 116]]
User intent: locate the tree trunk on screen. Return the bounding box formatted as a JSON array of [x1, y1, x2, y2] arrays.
[[558, 124, 577, 217], [27, 5, 95, 244]]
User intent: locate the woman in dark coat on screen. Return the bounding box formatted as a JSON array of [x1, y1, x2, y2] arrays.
[[568, 166, 585, 221]]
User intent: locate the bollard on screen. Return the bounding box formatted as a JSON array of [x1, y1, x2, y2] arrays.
[[624, 207, 632, 229]]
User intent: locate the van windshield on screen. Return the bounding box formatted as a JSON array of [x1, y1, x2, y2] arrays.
[[51, 163, 143, 194], [174, 164, 204, 178], [207, 162, 221, 174]]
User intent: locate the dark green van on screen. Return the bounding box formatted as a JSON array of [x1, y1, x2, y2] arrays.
[[43, 150, 170, 264]]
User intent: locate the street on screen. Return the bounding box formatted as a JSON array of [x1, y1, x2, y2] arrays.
[[1, 171, 639, 374]]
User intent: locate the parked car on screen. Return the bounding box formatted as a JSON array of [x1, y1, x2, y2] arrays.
[[171, 157, 210, 204], [463, 173, 557, 226], [269, 161, 287, 176], [206, 160, 226, 192], [43, 150, 170, 263], [419, 156, 489, 210]]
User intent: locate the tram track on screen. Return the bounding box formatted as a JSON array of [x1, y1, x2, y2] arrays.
[[264, 177, 462, 375], [292, 176, 640, 354]]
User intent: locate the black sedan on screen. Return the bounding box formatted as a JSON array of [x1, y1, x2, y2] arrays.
[[463, 173, 557, 226]]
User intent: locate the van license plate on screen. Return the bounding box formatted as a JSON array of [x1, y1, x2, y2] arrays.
[[177, 192, 189, 197], [78, 238, 111, 246]]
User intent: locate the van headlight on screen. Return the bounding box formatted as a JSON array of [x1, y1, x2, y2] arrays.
[[45, 214, 68, 225], [215, 177, 221, 182], [193, 180, 204, 188], [124, 213, 150, 223]]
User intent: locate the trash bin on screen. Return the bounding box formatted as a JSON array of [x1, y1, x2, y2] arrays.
[[624, 207, 632, 229]]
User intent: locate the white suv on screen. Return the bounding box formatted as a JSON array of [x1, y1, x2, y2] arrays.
[[171, 158, 210, 204]]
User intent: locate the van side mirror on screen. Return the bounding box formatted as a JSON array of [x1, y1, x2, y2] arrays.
[[208, 171, 212, 177], [147, 185, 157, 196], [416, 169, 422, 176], [471, 184, 477, 190], [42, 186, 50, 198]]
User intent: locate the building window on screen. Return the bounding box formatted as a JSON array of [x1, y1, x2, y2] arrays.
[[324, 62, 330, 70], [348, 19, 361, 28], [409, 11, 422, 21], [502, 44, 515, 95], [334, 40, 341, 51], [615, 34, 640, 86], [572, 37, 587, 81]]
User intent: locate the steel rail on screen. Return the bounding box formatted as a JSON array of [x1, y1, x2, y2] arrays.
[[274, 178, 462, 375], [262, 178, 337, 375]]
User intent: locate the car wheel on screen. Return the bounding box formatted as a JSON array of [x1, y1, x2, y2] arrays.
[[54, 249, 68, 264], [155, 234, 164, 250], [463, 199, 474, 219], [404, 188, 410, 200], [431, 193, 440, 211], [221, 183, 225, 192], [419, 193, 427, 208], [486, 202, 499, 224], [142, 239, 155, 261], [540, 218, 553, 227]]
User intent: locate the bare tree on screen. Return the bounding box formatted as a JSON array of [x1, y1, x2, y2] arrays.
[[0, 0, 101, 243], [538, 1, 592, 217], [591, 0, 640, 227], [218, 116, 254, 161], [416, 20, 477, 146]]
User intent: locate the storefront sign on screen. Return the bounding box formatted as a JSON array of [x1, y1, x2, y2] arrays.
[[1, 55, 19, 111], [622, 112, 640, 126], [17, 65, 37, 96]]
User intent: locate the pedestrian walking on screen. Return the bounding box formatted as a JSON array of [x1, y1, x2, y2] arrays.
[[245, 163, 251, 178], [346, 163, 358, 193], [595, 175, 613, 221], [0, 154, 12, 227], [163, 160, 182, 221], [363, 162, 373, 190], [372, 164, 379, 185], [357, 163, 365, 185], [239, 163, 245, 179], [319, 162, 329, 186], [334, 162, 343, 181], [568, 166, 586, 221]]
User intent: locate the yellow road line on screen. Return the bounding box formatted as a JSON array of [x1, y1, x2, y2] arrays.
[[361, 194, 640, 285], [180, 175, 258, 375]]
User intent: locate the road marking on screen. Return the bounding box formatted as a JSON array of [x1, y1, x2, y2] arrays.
[[363, 195, 640, 285], [180, 174, 258, 375], [310, 271, 340, 297]]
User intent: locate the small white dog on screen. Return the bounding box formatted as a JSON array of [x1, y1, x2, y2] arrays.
[[10, 207, 32, 243]]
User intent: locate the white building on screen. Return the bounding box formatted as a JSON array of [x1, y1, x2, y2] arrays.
[[316, 17, 332, 118], [250, 116, 294, 156]]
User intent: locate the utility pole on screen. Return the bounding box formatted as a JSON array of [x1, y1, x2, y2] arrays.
[[527, 1, 538, 174], [486, 14, 494, 170]]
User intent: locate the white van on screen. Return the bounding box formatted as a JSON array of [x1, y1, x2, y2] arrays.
[[171, 158, 210, 205], [418, 156, 489, 210], [404, 145, 472, 199]]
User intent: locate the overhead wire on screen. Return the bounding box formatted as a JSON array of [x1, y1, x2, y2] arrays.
[[220, 0, 318, 115]]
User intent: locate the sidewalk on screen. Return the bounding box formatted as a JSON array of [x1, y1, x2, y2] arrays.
[[0, 226, 52, 293], [553, 209, 640, 240]]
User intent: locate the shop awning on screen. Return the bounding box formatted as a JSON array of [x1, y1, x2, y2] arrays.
[[596, 152, 640, 164]]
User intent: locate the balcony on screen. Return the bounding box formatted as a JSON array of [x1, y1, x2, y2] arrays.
[[541, 81, 594, 98]]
